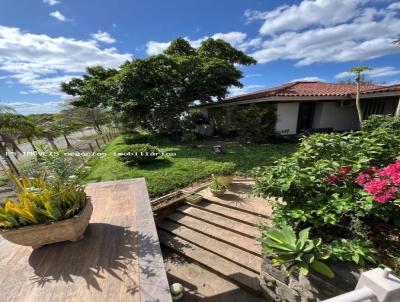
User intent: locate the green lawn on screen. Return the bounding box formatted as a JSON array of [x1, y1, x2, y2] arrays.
[[84, 136, 297, 197]]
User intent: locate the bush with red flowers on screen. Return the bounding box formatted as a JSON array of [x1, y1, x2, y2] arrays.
[[253, 128, 400, 273]]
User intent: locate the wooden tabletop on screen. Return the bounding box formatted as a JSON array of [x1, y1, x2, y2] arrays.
[[0, 179, 171, 302]]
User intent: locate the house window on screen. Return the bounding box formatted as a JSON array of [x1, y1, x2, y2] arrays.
[[363, 101, 385, 119]]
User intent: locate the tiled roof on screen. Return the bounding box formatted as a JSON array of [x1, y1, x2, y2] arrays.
[[221, 81, 382, 103], [362, 84, 400, 94]]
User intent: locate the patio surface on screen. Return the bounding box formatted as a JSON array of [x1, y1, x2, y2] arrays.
[[0, 179, 171, 302], [158, 180, 272, 301]]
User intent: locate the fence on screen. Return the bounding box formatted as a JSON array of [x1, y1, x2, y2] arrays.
[[0, 128, 120, 180]]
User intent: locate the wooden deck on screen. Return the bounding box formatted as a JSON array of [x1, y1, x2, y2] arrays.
[[0, 179, 171, 302]]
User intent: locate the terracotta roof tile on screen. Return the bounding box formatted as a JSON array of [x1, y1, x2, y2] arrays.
[[222, 81, 382, 103]]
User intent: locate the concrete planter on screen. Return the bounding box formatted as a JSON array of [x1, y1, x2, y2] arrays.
[[259, 252, 362, 301], [185, 193, 203, 204], [216, 175, 234, 187], [0, 200, 93, 249], [209, 188, 226, 197]]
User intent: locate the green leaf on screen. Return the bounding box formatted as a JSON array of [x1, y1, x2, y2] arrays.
[[310, 260, 335, 279]]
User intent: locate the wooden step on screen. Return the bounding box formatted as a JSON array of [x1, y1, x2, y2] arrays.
[[158, 220, 261, 274], [203, 197, 271, 219], [158, 229, 261, 294], [166, 212, 261, 255], [190, 200, 267, 226], [164, 250, 265, 302], [177, 204, 261, 238]]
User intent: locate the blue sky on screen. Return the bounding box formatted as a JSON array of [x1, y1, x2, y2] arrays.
[[0, 0, 400, 114]]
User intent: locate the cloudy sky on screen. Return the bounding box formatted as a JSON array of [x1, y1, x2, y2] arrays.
[[0, 0, 400, 114]]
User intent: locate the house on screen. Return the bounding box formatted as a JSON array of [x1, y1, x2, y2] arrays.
[[197, 81, 400, 135]]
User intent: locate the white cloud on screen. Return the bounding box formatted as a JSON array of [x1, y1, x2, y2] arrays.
[[229, 84, 265, 97], [43, 0, 60, 6], [249, 1, 400, 65], [245, 73, 263, 78], [2, 101, 63, 115], [335, 66, 400, 79], [49, 11, 68, 22], [146, 41, 171, 56], [91, 31, 116, 44], [388, 2, 400, 10], [290, 77, 325, 82], [0, 25, 132, 96], [145, 31, 258, 55], [247, 0, 364, 36]]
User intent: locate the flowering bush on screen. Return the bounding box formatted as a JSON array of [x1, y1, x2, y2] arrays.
[[356, 161, 400, 204], [253, 128, 400, 231]]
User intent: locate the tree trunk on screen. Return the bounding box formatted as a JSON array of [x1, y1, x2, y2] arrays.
[[46, 135, 58, 151], [0, 142, 19, 176], [92, 109, 103, 134], [63, 134, 73, 148], [395, 97, 400, 117], [355, 79, 363, 128], [28, 138, 41, 159]]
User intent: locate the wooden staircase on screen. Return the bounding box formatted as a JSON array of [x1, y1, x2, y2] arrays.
[[157, 183, 272, 297]]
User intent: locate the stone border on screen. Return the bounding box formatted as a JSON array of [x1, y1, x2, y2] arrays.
[[134, 178, 172, 302], [260, 252, 362, 301]]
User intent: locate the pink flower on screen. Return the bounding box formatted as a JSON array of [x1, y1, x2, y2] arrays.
[[355, 172, 372, 185], [373, 188, 397, 204], [370, 166, 382, 174], [339, 166, 352, 174], [327, 175, 340, 184], [364, 179, 390, 195]]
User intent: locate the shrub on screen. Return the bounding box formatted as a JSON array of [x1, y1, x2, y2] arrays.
[[212, 162, 237, 176], [253, 128, 400, 232], [122, 132, 152, 144], [21, 145, 86, 182], [209, 178, 226, 191], [258, 225, 334, 278], [116, 144, 161, 165], [362, 115, 400, 132], [325, 238, 377, 266], [181, 130, 197, 143], [0, 171, 87, 228], [181, 110, 208, 129], [231, 103, 277, 143]]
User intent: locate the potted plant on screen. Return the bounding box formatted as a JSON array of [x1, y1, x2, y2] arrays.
[[185, 193, 203, 204], [214, 162, 236, 187], [0, 171, 92, 249], [209, 178, 227, 197]]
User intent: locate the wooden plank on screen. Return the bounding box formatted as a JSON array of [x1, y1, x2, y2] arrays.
[[0, 179, 171, 302]]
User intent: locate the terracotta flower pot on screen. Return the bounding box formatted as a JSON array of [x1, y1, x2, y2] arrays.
[[216, 175, 234, 187], [0, 200, 93, 249]]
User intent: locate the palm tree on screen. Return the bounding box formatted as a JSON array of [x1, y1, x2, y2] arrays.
[[347, 66, 373, 127], [0, 112, 23, 176]]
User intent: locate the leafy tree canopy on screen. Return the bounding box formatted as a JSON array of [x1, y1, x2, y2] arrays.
[[61, 38, 256, 135]]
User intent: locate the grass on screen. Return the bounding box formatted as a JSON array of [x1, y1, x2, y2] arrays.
[[84, 136, 297, 197]]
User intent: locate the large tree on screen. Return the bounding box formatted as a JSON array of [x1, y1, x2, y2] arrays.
[[61, 38, 256, 136], [61, 66, 118, 134]]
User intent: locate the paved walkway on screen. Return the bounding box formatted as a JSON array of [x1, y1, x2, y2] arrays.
[[158, 180, 272, 301]]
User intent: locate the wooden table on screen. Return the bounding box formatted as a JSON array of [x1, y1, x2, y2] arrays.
[[0, 179, 171, 302]]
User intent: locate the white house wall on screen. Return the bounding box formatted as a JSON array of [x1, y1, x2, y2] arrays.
[[312, 101, 360, 131], [275, 103, 299, 135]]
